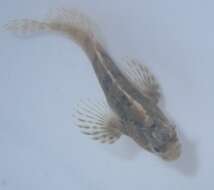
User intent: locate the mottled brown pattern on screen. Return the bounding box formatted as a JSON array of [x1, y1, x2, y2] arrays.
[[6, 8, 181, 161]]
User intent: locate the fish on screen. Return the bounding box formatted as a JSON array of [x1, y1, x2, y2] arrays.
[[5, 8, 181, 161]]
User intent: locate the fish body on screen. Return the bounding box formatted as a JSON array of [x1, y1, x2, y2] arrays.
[[6, 9, 181, 161]]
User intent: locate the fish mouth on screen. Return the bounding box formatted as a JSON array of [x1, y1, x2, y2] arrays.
[[161, 142, 181, 161]]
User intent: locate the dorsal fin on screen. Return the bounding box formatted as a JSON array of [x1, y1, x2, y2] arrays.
[[119, 58, 163, 104]]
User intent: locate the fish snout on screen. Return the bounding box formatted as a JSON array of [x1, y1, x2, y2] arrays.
[[161, 141, 181, 161]]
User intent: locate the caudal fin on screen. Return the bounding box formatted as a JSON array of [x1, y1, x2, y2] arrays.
[[4, 19, 50, 37], [5, 8, 104, 53]]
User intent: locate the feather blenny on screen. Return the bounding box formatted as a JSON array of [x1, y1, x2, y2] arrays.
[[6, 9, 181, 161]]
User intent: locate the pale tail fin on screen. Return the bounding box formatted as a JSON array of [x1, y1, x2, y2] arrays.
[[4, 19, 50, 37], [5, 8, 104, 56]]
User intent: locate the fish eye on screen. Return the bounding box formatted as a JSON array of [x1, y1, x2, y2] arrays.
[[153, 146, 161, 152]]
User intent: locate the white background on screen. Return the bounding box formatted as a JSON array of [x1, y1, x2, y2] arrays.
[[0, 0, 214, 189]]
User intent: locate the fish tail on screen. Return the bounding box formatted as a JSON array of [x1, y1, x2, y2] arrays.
[[4, 19, 50, 36], [5, 8, 104, 58]]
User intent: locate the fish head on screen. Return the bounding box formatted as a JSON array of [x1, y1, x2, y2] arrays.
[[148, 120, 181, 161]]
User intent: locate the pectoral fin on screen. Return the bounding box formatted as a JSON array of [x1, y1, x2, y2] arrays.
[[120, 58, 162, 104], [73, 99, 123, 144]]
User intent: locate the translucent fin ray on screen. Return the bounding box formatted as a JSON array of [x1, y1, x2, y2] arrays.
[[120, 58, 162, 104], [73, 99, 122, 144]]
